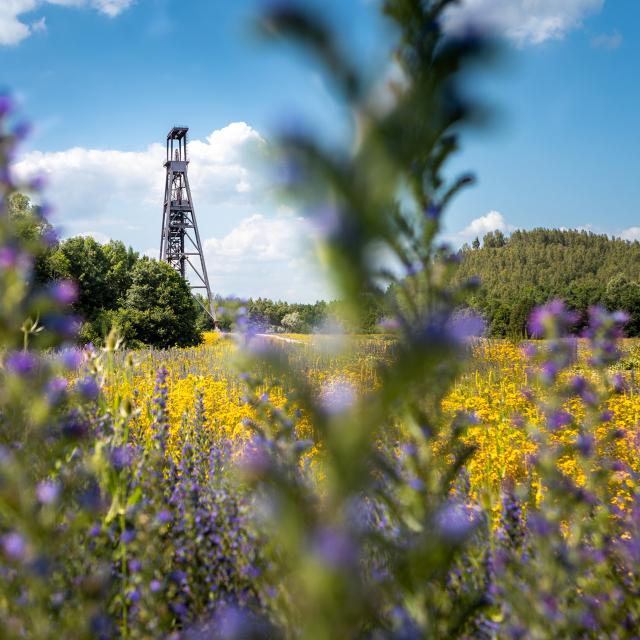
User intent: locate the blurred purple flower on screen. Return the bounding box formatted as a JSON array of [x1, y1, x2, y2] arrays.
[[36, 480, 60, 505], [448, 312, 485, 341], [2, 532, 25, 560], [46, 375, 67, 402], [528, 300, 577, 338], [50, 280, 78, 305], [6, 351, 38, 377], [436, 502, 475, 543], [110, 445, 133, 471], [0, 94, 13, 117], [548, 409, 573, 431], [60, 349, 83, 370], [311, 527, 356, 568], [576, 433, 594, 457], [121, 530, 135, 545], [76, 376, 100, 401], [612, 372, 627, 394], [150, 579, 162, 593], [156, 510, 172, 525]]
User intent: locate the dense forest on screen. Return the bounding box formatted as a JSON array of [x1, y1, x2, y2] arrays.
[[457, 228, 640, 337]]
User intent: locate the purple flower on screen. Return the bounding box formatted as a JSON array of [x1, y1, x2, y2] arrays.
[[599, 410, 614, 423], [121, 530, 135, 544], [60, 349, 83, 370], [0, 94, 14, 117], [425, 203, 441, 220], [156, 510, 172, 525], [50, 280, 78, 305], [576, 433, 594, 457], [2, 532, 25, 560], [448, 312, 486, 341], [76, 376, 100, 401], [528, 300, 577, 338], [150, 579, 162, 593], [129, 559, 141, 573], [110, 445, 133, 471], [6, 351, 38, 377], [548, 409, 573, 430], [46, 377, 68, 404], [36, 481, 60, 505], [436, 502, 475, 543], [612, 372, 627, 394], [311, 527, 356, 568]]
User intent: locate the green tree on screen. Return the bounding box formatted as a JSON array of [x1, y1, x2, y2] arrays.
[[118, 258, 201, 348], [281, 311, 310, 333], [103, 240, 139, 307], [8, 192, 56, 283], [604, 274, 640, 336], [49, 236, 112, 320]]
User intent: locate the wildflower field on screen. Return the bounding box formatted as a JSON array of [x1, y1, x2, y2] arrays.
[[106, 332, 640, 513], [6, 0, 640, 636]]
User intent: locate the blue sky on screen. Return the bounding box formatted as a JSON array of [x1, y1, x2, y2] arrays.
[[1, 0, 638, 301]]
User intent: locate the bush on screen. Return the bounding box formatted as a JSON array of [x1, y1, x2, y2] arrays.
[[117, 258, 201, 348]]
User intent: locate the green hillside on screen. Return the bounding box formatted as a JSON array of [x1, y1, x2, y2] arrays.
[[457, 228, 640, 337]]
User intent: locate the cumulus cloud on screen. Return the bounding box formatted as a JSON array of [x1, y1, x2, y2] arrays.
[[203, 214, 330, 302], [0, 0, 134, 45], [591, 29, 623, 50], [620, 227, 640, 242], [444, 0, 604, 46], [456, 210, 514, 241], [13, 121, 267, 228]]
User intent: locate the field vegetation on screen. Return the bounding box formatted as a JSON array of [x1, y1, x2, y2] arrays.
[[3, 1, 640, 638]]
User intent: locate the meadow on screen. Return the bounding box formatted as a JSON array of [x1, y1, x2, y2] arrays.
[[5, 2, 640, 636], [106, 332, 640, 512]]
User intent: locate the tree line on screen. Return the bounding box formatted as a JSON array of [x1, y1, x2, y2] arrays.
[[11, 194, 386, 346], [456, 228, 640, 337], [18, 192, 639, 343]]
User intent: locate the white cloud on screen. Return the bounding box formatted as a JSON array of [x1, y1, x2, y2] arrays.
[[456, 210, 514, 241], [13, 121, 267, 227], [0, 0, 134, 45], [444, 0, 604, 46], [591, 29, 622, 50], [203, 214, 330, 302], [620, 227, 640, 242], [78, 230, 110, 243]]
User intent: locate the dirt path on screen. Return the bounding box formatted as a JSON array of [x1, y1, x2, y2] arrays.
[[256, 334, 305, 345]]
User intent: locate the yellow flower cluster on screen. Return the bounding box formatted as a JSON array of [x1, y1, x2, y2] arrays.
[[103, 333, 640, 508]]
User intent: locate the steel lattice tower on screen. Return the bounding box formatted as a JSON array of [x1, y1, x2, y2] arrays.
[[159, 126, 215, 323]]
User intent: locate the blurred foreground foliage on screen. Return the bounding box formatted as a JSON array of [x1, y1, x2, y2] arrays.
[[2, 1, 640, 639]]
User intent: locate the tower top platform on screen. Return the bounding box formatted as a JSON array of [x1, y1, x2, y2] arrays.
[[167, 127, 189, 141]]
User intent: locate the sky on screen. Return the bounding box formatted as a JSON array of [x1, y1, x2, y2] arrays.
[[1, 0, 639, 302]]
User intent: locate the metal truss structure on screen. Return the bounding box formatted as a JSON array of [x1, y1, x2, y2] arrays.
[[159, 126, 215, 323]]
